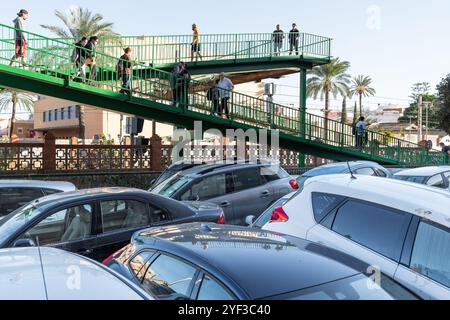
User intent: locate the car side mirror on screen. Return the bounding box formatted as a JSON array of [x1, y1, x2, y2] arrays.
[[245, 215, 255, 226], [13, 238, 36, 248]]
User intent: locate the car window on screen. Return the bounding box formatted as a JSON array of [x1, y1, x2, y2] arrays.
[[151, 174, 193, 198], [42, 188, 63, 196], [197, 275, 234, 300], [375, 169, 387, 177], [260, 165, 287, 183], [180, 174, 227, 201], [331, 201, 412, 261], [233, 168, 262, 191], [410, 222, 450, 288], [354, 167, 376, 176], [141, 254, 197, 299], [311, 193, 345, 224], [101, 200, 150, 233], [25, 204, 93, 246], [0, 188, 44, 217], [426, 174, 446, 189], [129, 250, 156, 281], [393, 176, 427, 184]]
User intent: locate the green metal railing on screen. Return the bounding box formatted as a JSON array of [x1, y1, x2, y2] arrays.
[[0, 23, 446, 166], [53, 32, 332, 66]]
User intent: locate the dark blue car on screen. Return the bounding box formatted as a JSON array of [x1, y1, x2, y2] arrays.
[[296, 161, 391, 188], [104, 223, 418, 300]]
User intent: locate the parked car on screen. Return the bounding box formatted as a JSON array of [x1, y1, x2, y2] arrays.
[[0, 247, 152, 300], [0, 188, 224, 262], [0, 180, 76, 219], [393, 166, 450, 191], [263, 174, 450, 299], [296, 161, 391, 188], [150, 162, 298, 225], [246, 192, 296, 228], [151, 160, 205, 188], [104, 223, 418, 300]]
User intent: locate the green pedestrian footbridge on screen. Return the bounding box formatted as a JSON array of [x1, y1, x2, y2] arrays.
[[0, 23, 445, 166]]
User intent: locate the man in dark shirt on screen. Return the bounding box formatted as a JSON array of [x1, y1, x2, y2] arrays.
[[118, 47, 133, 96], [289, 23, 300, 55], [272, 24, 284, 56], [72, 37, 87, 80], [83, 36, 99, 81]]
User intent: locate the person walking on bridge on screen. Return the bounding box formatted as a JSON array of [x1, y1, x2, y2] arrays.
[[72, 37, 88, 80], [272, 24, 284, 56], [355, 116, 368, 150], [191, 24, 202, 62], [218, 73, 234, 119], [9, 9, 29, 68], [118, 47, 133, 96], [289, 23, 300, 55], [83, 36, 99, 82]]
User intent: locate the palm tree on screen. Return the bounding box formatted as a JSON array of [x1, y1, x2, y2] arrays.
[[41, 6, 118, 38], [350, 75, 376, 117], [307, 58, 351, 139], [0, 90, 36, 140], [41, 6, 118, 143]]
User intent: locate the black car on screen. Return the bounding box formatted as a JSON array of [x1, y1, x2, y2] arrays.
[[0, 188, 224, 262], [105, 223, 418, 300]]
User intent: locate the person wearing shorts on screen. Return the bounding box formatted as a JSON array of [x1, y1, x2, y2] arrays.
[[10, 9, 29, 67], [191, 24, 202, 62]]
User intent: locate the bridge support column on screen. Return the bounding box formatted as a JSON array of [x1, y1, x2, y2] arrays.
[[298, 69, 307, 167]]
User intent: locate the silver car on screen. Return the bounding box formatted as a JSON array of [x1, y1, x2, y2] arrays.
[[0, 247, 152, 300], [0, 180, 76, 219], [393, 166, 450, 191], [151, 162, 298, 225]]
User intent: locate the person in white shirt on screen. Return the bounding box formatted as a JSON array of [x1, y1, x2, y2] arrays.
[[355, 116, 368, 149], [218, 73, 234, 119]]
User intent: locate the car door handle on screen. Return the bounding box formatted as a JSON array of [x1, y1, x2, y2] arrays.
[[260, 190, 271, 198], [220, 201, 231, 208]]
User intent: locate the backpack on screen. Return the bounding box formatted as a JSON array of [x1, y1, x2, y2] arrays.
[[206, 87, 214, 101]]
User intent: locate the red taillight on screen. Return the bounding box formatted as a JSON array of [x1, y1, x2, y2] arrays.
[[289, 179, 299, 190], [216, 210, 226, 224], [270, 206, 289, 223], [102, 244, 130, 265]]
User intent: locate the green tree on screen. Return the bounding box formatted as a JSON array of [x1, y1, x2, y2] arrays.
[[307, 58, 351, 137], [399, 82, 439, 127], [41, 6, 118, 142], [341, 97, 347, 124], [350, 75, 376, 116], [410, 82, 431, 102], [0, 90, 36, 139], [436, 74, 450, 134]]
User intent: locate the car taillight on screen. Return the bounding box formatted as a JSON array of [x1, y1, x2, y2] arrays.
[[289, 179, 299, 190], [270, 206, 289, 223], [216, 210, 226, 224], [102, 244, 130, 265]]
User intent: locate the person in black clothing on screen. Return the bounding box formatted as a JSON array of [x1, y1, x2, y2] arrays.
[[289, 23, 300, 55], [72, 37, 87, 80], [82, 36, 99, 82], [179, 62, 191, 107], [118, 47, 132, 95], [272, 25, 284, 56], [207, 79, 221, 116]]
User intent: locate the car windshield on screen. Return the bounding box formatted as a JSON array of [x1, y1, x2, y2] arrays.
[[265, 274, 418, 300], [393, 175, 428, 184], [0, 204, 43, 245], [150, 174, 193, 198]]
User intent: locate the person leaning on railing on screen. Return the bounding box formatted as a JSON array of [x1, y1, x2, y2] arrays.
[[9, 9, 29, 68]]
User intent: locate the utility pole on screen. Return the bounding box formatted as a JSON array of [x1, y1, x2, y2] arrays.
[[424, 102, 432, 142], [408, 115, 413, 142], [418, 95, 423, 142]]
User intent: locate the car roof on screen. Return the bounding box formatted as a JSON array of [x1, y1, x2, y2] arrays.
[[134, 223, 368, 299], [179, 161, 281, 177], [302, 161, 384, 177], [306, 174, 450, 228], [0, 247, 149, 300], [393, 166, 450, 177], [0, 180, 76, 192]]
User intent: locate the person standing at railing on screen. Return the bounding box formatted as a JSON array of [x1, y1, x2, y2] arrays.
[[9, 9, 29, 68], [72, 37, 88, 80], [289, 23, 300, 56], [355, 116, 368, 150], [191, 24, 203, 62], [440, 142, 450, 164], [207, 79, 221, 116], [118, 47, 133, 96], [179, 62, 191, 107], [272, 25, 284, 56], [83, 36, 99, 82], [218, 73, 234, 119]]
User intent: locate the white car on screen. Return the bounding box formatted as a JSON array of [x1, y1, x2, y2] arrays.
[[263, 174, 450, 300], [0, 247, 153, 300], [0, 180, 77, 218], [393, 166, 450, 191]]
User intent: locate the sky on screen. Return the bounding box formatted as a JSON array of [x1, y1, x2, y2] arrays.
[[1, 0, 450, 114]]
